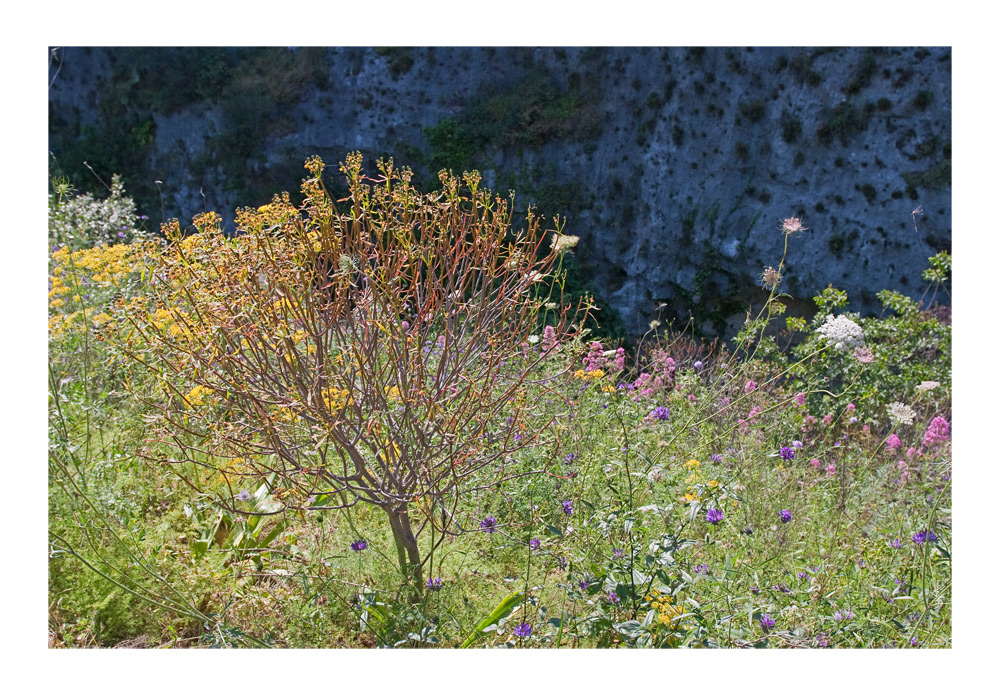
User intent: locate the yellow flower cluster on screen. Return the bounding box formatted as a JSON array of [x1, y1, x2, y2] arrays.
[[184, 384, 215, 407], [50, 242, 148, 298], [646, 591, 687, 627], [573, 369, 606, 381], [321, 386, 351, 412]]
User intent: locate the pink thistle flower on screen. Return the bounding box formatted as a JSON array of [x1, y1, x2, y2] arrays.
[[809, 458, 821, 469], [854, 346, 875, 363], [846, 403, 855, 412]]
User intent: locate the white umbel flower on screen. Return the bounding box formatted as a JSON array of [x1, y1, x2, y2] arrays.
[[887, 402, 916, 425], [816, 314, 864, 350], [551, 233, 580, 254]]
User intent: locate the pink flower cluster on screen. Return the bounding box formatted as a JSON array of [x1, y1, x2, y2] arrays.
[[612, 347, 625, 373], [629, 350, 677, 399], [885, 433, 901, 451], [583, 341, 605, 372], [738, 405, 763, 427], [922, 416, 950, 447], [896, 460, 909, 485], [542, 325, 560, 353]]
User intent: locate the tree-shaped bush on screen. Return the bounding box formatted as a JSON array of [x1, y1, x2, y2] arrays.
[[114, 154, 586, 588]]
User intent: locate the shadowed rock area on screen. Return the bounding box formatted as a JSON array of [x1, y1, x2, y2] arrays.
[[48, 46, 951, 338]]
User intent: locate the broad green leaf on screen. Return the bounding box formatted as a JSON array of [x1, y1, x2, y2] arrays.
[[461, 592, 524, 648]]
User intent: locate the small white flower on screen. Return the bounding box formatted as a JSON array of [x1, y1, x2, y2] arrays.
[[527, 334, 540, 344], [915, 381, 940, 392]]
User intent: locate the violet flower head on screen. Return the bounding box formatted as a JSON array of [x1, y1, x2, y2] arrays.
[[236, 489, 252, 502], [529, 537, 541, 551], [779, 509, 793, 523], [480, 516, 498, 534], [760, 614, 776, 632], [562, 500, 574, 516], [912, 529, 938, 544], [779, 446, 796, 461], [426, 577, 444, 591], [650, 406, 670, 421], [513, 623, 532, 639], [350, 539, 368, 552], [705, 509, 724, 525], [608, 591, 620, 605], [711, 453, 723, 463]]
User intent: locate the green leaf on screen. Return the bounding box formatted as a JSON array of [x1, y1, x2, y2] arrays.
[[460, 592, 524, 648]]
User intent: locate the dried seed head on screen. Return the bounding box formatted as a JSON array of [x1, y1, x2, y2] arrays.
[[760, 266, 782, 290]]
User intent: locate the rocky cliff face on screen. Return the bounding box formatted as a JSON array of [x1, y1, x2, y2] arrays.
[[49, 46, 951, 338]]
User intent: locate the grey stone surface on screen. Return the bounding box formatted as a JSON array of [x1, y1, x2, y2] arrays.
[[49, 46, 951, 338]]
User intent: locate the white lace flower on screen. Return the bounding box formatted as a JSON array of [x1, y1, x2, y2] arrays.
[[887, 402, 916, 425], [551, 233, 579, 254], [915, 381, 940, 392], [816, 314, 865, 349]]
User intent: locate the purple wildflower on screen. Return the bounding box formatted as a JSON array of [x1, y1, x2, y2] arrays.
[[236, 489, 251, 502], [563, 453, 577, 465], [779, 509, 792, 523], [711, 453, 723, 463], [529, 537, 541, 551], [912, 530, 938, 544], [426, 577, 444, 591], [760, 614, 776, 632], [480, 516, 498, 533], [779, 446, 795, 460], [608, 592, 620, 604], [694, 564, 709, 575], [513, 623, 532, 639], [792, 440, 803, 449], [612, 547, 624, 558], [650, 406, 670, 421], [350, 539, 368, 552], [705, 509, 724, 525], [890, 538, 902, 549], [562, 500, 573, 516]]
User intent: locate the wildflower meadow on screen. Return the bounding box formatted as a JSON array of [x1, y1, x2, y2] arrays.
[[47, 154, 952, 652]]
